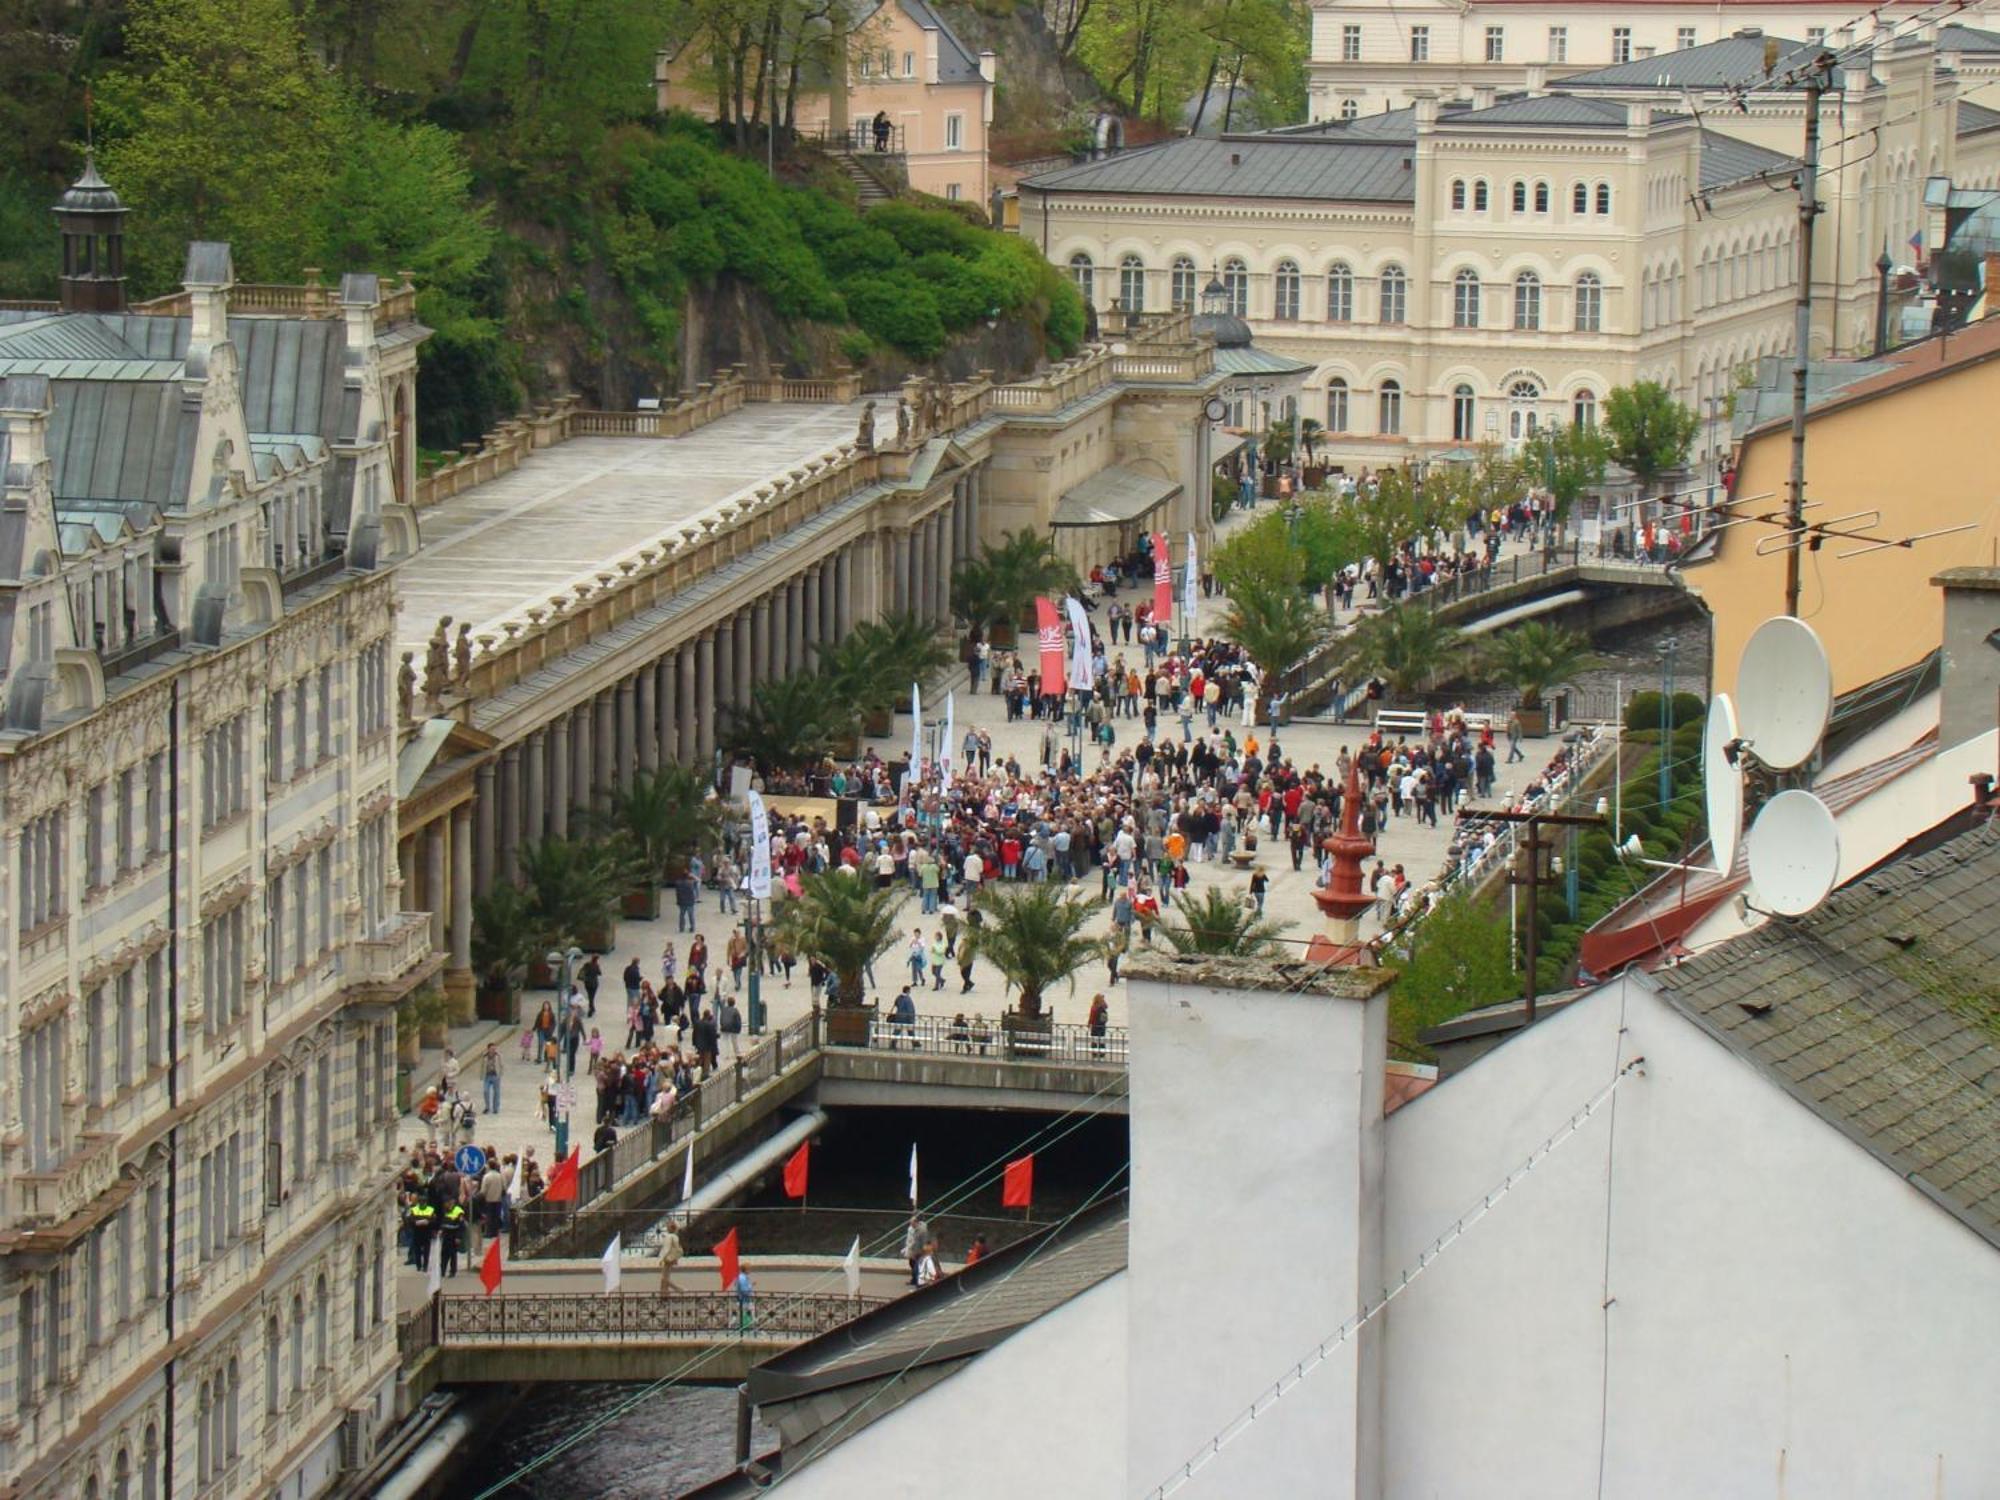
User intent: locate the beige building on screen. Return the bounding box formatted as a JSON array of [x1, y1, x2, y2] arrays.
[[1019, 31, 2000, 471], [657, 0, 996, 206], [0, 167, 436, 1498]]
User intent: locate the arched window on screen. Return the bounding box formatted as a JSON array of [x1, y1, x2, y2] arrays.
[[1378, 379, 1403, 435], [1595, 182, 1612, 215], [1069, 253, 1094, 305], [1450, 179, 1466, 211], [1326, 262, 1353, 322], [84, 1478, 100, 1500], [1119, 254, 1145, 314], [224, 1356, 240, 1460], [1452, 384, 1476, 441], [142, 1425, 159, 1500], [1575, 273, 1602, 332], [1326, 378, 1350, 432], [1572, 181, 1588, 214], [1534, 181, 1550, 213], [266, 1316, 282, 1413], [314, 1275, 329, 1374], [196, 1380, 212, 1485], [1473, 180, 1490, 211], [1513, 271, 1541, 330], [1274, 259, 1301, 320], [1340, 97, 1360, 120], [1222, 257, 1248, 316], [290, 1295, 305, 1396], [1511, 180, 1527, 213], [113, 1449, 131, 1500], [1170, 255, 1197, 311], [1507, 379, 1541, 440], [1453, 269, 1481, 328], [1378, 265, 1407, 324], [1573, 388, 1597, 427], [353, 1247, 368, 1345]]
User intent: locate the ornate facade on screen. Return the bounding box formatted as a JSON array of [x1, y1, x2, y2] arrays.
[[0, 169, 434, 1498]]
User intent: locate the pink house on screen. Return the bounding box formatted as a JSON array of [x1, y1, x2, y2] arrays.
[[656, 0, 996, 209]]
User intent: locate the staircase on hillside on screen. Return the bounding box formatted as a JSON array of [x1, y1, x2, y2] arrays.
[[830, 149, 897, 207]]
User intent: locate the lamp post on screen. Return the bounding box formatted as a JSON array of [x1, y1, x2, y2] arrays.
[[545, 945, 581, 1158], [1874, 247, 1894, 356], [1655, 636, 1679, 811]]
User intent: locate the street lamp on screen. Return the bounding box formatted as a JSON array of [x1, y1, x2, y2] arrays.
[[544, 945, 581, 1158]]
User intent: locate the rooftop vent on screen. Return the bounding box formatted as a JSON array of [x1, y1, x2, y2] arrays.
[[1734, 26, 1763, 39], [1229, 152, 1242, 166]]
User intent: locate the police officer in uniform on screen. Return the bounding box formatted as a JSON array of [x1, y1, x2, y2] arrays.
[[406, 1196, 438, 1270], [438, 1199, 467, 1278]]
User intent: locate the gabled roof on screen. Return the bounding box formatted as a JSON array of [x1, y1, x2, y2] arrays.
[[1699, 130, 1796, 189], [894, 0, 986, 84], [1959, 99, 2000, 137], [1651, 819, 2000, 1249], [1025, 135, 1416, 202], [1558, 32, 1861, 91], [1937, 22, 2000, 53]]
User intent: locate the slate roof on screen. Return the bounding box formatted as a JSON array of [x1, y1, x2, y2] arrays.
[[1558, 32, 1862, 91], [1025, 135, 1416, 201], [1938, 22, 2000, 53], [1960, 100, 2000, 137], [1699, 130, 1796, 189], [1651, 819, 2000, 1250], [883, 0, 985, 84]]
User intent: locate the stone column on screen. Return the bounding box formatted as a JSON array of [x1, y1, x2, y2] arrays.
[[695, 632, 717, 765], [424, 820, 447, 950], [803, 569, 822, 658], [892, 531, 911, 616], [716, 618, 736, 718], [617, 678, 638, 788], [677, 647, 697, 768], [819, 562, 838, 640], [733, 611, 753, 707], [786, 579, 805, 670], [930, 513, 948, 621], [636, 669, 657, 775], [837, 547, 855, 632], [448, 803, 474, 1012], [550, 715, 571, 838], [656, 657, 678, 766], [498, 747, 522, 878], [572, 707, 592, 822], [474, 762, 496, 895], [755, 597, 775, 683], [524, 730, 546, 845], [593, 691, 614, 803]]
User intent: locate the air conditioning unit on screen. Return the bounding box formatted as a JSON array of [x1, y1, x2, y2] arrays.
[[338, 1406, 378, 1472]]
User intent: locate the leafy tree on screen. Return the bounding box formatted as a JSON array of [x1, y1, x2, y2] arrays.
[[1211, 512, 1304, 594], [1602, 381, 1700, 497], [772, 869, 907, 1007], [1337, 603, 1467, 698], [1480, 620, 1595, 711], [1158, 886, 1292, 956], [1427, 442, 1527, 528], [722, 671, 860, 772], [585, 764, 721, 888], [515, 837, 624, 949], [471, 881, 541, 996], [1521, 420, 1612, 522], [1221, 578, 1332, 706], [965, 882, 1105, 1018], [815, 612, 954, 716], [1386, 891, 1517, 1058], [952, 528, 1079, 637]]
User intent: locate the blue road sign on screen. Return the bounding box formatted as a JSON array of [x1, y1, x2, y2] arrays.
[[455, 1145, 488, 1177]]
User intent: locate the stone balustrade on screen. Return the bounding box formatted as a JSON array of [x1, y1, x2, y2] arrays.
[[12, 1132, 120, 1228], [130, 268, 421, 324], [356, 910, 437, 985]]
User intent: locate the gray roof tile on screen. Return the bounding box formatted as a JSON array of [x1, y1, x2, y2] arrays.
[[1938, 22, 2000, 52], [1026, 135, 1415, 202], [1559, 33, 1862, 91]]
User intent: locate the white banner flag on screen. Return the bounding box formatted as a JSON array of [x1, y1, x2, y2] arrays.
[[1065, 595, 1094, 692], [682, 1141, 695, 1205], [601, 1233, 623, 1295], [746, 789, 772, 902], [910, 681, 923, 782], [1183, 531, 1199, 631], [425, 1236, 441, 1297], [908, 1143, 919, 1206], [941, 692, 955, 782], [842, 1235, 862, 1298]]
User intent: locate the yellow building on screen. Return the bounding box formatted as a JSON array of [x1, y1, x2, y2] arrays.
[[1689, 311, 2000, 701]]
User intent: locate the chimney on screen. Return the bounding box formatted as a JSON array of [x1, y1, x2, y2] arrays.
[[182, 241, 235, 352], [1985, 252, 2000, 311], [978, 49, 996, 84], [0, 374, 53, 475], [1524, 62, 1548, 95], [1933, 568, 2000, 752], [1626, 100, 1654, 132], [1411, 88, 1439, 131], [1124, 952, 1395, 1499], [1472, 84, 1497, 110]]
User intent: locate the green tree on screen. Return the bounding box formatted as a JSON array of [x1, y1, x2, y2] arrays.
[[585, 764, 721, 888], [1602, 381, 1700, 497], [515, 837, 624, 950], [1221, 578, 1332, 706], [1337, 604, 1467, 698], [772, 869, 906, 1007], [1521, 420, 1612, 522], [1480, 620, 1595, 712], [721, 671, 859, 773], [470, 881, 541, 997], [1211, 511, 1305, 594], [965, 882, 1104, 1018], [1158, 886, 1293, 956], [1386, 891, 1517, 1058], [951, 528, 1079, 637]]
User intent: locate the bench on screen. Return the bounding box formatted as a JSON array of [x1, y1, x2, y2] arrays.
[[1374, 708, 1496, 737]]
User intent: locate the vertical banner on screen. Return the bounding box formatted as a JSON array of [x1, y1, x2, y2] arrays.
[[1034, 596, 1066, 698], [747, 789, 772, 901], [909, 681, 922, 780], [1065, 595, 1094, 692], [941, 692, 955, 783], [1183, 531, 1199, 635], [1151, 532, 1172, 629]]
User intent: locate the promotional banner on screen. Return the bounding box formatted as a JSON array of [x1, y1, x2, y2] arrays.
[[1065, 595, 1094, 692], [909, 681, 922, 779], [1034, 596, 1067, 697], [747, 788, 772, 901], [1151, 532, 1173, 628], [941, 691, 955, 782], [1183, 531, 1199, 632]]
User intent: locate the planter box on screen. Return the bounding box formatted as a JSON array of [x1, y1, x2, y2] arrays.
[[578, 922, 615, 955], [476, 983, 518, 1024], [397, 1029, 421, 1068], [526, 959, 557, 991], [621, 886, 661, 920], [825, 1005, 876, 1048], [1517, 706, 1551, 738], [1260, 473, 1281, 498], [419, 1020, 448, 1050], [1002, 1009, 1054, 1059], [1302, 464, 1328, 490], [863, 708, 894, 737]]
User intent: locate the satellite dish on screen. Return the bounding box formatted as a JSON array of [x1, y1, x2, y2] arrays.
[[1703, 693, 1745, 875], [1746, 789, 1841, 916], [1735, 618, 1832, 770]]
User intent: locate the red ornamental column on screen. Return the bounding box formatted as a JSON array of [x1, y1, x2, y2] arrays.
[[1308, 758, 1378, 966]]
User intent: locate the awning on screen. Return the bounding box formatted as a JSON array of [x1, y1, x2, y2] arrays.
[[1211, 431, 1249, 466], [1051, 466, 1181, 527]]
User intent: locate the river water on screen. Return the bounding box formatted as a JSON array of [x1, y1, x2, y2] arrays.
[[456, 1383, 766, 1498]]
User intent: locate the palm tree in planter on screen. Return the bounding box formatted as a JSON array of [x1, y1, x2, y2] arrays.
[[950, 555, 1015, 646], [587, 763, 722, 918], [975, 528, 1080, 641], [1222, 579, 1332, 720], [471, 881, 541, 1022], [517, 837, 625, 970], [1337, 604, 1468, 701], [721, 671, 859, 776], [1481, 620, 1595, 736], [965, 883, 1105, 1047], [1158, 887, 1294, 957], [818, 613, 954, 737], [771, 870, 908, 1045]]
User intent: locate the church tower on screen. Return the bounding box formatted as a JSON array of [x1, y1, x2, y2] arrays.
[[52, 152, 129, 313]]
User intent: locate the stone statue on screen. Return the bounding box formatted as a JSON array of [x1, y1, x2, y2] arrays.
[[855, 400, 876, 453], [423, 616, 452, 703], [895, 397, 911, 445], [928, 380, 951, 432], [453, 622, 473, 685], [397, 651, 417, 722]]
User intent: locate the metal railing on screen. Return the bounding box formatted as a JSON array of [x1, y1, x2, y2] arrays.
[[859, 1009, 1128, 1064], [434, 1289, 882, 1343], [397, 1304, 437, 1367], [815, 120, 908, 156]]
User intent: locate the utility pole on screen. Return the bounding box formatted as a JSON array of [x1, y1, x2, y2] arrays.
[[1783, 53, 1833, 619], [1489, 809, 1605, 1025]]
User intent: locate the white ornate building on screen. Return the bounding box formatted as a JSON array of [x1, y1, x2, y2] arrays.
[[0, 166, 436, 1499], [1019, 29, 2000, 470]]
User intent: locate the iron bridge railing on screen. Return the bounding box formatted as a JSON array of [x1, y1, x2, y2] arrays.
[[433, 1289, 883, 1344]]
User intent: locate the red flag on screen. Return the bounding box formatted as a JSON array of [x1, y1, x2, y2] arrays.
[[1151, 533, 1172, 627], [782, 1141, 810, 1200], [543, 1146, 581, 1203], [479, 1238, 503, 1296], [1001, 1154, 1034, 1210], [1034, 596, 1066, 697], [713, 1227, 740, 1290]]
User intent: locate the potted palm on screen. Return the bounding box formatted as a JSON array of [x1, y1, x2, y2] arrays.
[[950, 556, 1016, 648], [1481, 621, 1595, 737], [518, 836, 625, 965], [1221, 578, 1333, 721], [1158, 887, 1294, 957], [413, 985, 450, 1050], [721, 672, 858, 777], [471, 882, 538, 1022], [396, 996, 422, 1068], [772, 870, 907, 1046], [1336, 603, 1468, 702], [965, 883, 1105, 1052], [588, 763, 721, 919]]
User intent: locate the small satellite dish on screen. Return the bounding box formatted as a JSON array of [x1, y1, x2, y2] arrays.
[[1703, 693, 1745, 874], [1735, 618, 1832, 770], [1746, 789, 1841, 916]]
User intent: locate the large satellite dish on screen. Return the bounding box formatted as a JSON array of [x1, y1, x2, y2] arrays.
[[1746, 789, 1841, 917], [1735, 617, 1832, 771], [1703, 693, 1745, 875]]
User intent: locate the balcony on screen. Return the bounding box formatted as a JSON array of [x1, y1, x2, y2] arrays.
[[11, 1133, 123, 1235], [351, 911, 444, 1005]]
